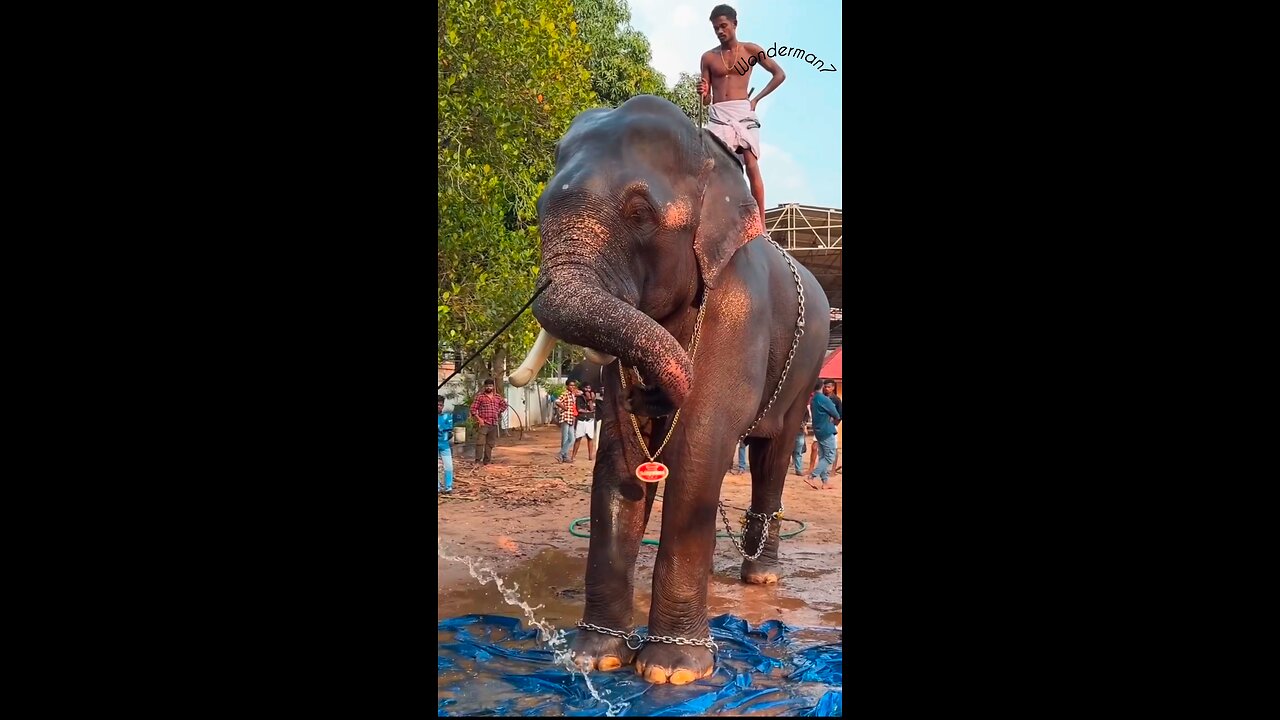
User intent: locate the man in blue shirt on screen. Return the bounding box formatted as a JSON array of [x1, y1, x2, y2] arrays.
[[805, 380, 842, 489], [438, 394, 456, 493]]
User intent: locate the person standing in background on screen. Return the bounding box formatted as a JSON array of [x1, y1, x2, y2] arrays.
[[555, 380, 579, 463], [470, 378, 508, 465], [572, 383, 597, 462], [438, 394, 455, 493], [822, 379, 842, 474], [791, 431, 806, 476], [732, 440, 750, 475], [804, 380, 841, 489]]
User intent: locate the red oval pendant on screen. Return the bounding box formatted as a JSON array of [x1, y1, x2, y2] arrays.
[[635, 462, 669, 483]]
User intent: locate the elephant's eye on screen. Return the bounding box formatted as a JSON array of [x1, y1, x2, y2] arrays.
[[623, 195, 657, 230]]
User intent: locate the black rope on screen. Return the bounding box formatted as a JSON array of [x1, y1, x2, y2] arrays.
[[437, 279, 552, 391]]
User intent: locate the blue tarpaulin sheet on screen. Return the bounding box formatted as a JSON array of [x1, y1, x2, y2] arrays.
[[438, 613, 842, 716]]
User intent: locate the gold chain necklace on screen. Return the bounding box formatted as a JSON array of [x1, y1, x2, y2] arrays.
[[719, 45, 738, 73], [619, 290, 710, 482]]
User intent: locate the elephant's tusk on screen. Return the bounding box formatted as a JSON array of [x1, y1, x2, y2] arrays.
[[509, 329, 559, 387]]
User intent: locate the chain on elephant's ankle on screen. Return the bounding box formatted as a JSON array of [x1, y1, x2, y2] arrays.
[[719, 501, 783, 560], [643, 633, 719, 653], [577, 621, 646, 651], [576, 621, 719, 654]]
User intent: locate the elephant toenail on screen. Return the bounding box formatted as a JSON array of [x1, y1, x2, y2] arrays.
[[598, 656, 622, 671], [669, 669, 698, 685], [644, 665, 671, 684]]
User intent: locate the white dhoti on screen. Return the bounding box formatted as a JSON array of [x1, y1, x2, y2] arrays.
[[705, 100, 762, 167]]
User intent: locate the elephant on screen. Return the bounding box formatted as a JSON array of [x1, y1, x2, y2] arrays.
[[513, 95, 831, 685]]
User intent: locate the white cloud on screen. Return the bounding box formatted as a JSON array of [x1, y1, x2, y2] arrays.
[[757, 142, 810, 207], [629, 1, 710, 88]]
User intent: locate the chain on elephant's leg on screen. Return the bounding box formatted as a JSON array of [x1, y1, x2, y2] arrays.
[[740, 433, 796, 584], [635, 482, 720, 685], [570, 420, 652, 673], [740, 512, 783, 584]]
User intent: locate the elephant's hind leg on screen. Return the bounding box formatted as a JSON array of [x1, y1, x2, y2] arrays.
[[739, 437, 788, 584], [740, 400, 810, 584]]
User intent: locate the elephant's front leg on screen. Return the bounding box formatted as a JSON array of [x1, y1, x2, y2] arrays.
[[636, 452, 726, 685], [570, 415, 657, 672]]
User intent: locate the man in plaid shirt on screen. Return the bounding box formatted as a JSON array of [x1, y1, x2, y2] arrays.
[[470, 378, 509, 465], [555, 380, 579, 463]]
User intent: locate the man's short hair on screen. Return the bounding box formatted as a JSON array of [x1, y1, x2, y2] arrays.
[[709, 4, 737, 22], [814, 380, 825, 392], [823, 379, 836, 387], [483, 378, 495, 386], [438, 395, 446, 403]]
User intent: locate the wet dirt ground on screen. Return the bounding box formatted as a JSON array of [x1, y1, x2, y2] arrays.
[[437, 426, 843, 631]]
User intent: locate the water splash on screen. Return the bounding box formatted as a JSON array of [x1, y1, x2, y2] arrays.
[[438, 537, 627, 717]]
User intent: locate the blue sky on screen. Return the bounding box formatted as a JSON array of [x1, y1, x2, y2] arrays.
[[628, 0, 843, 209]]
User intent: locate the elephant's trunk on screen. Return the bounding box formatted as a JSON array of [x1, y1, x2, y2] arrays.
[[533, 275, 693, 409]]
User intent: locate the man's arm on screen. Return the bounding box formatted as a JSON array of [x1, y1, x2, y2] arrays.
[[745, 43, 785, 110], [817, 394, 839, 421], [698, 53, 712, 107]]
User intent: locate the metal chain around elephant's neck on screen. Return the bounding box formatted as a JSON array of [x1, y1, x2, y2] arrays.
[[618, 288, 710, 483]]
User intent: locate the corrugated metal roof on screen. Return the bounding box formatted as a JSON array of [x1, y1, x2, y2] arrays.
[[763, 203, 841, 351]]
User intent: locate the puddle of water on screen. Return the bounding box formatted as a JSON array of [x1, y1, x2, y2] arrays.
[[437, 539, 625, 716], [440, 547, 843, 630], [439, 547, 587, 623]]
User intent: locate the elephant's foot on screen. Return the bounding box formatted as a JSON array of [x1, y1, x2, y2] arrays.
[[739, 520, 782, 584], [635, 641, 715, 685], [741, 557, 782, 584], [570, 626, 637, 672]]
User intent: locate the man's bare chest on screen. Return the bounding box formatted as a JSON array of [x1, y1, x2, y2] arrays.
[[708, 49, 753, 78]]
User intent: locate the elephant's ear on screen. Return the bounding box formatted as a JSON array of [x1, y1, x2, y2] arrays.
[[693, 149, 765, 290]]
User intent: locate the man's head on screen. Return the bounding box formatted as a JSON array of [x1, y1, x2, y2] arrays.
[[709, 4, 737, 43], [566, 380, 578, 393], [483, 379, 496, 393], [438, 394, 446, 410], [814, 380, 824, 393], [582, 383, 593, 395], [823, 380, 836, 395]]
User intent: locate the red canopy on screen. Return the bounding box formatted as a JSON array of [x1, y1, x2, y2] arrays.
[[819, 348, 842, 380]]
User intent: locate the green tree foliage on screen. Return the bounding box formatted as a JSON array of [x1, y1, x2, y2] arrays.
[[574, 0, 667, 107], [663, 71, 703, 124], [438, 0, 596, 372], [438, 0, 682, 380]]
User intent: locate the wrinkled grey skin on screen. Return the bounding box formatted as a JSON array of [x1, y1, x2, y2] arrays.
[[532, 95, 830, 685]]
